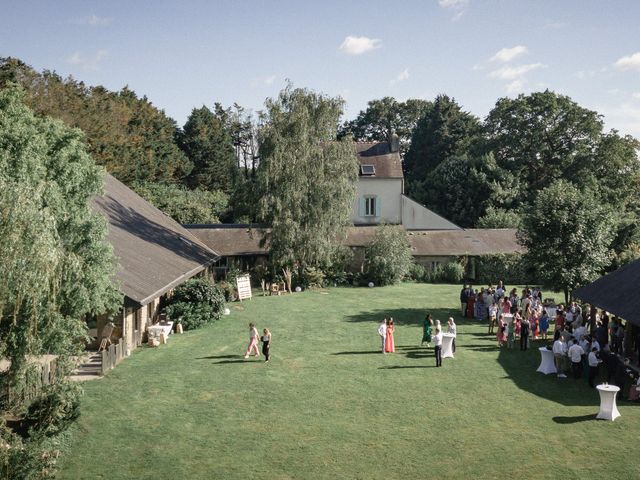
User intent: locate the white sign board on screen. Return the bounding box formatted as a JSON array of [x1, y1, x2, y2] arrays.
[[236, 274, 252, 301]]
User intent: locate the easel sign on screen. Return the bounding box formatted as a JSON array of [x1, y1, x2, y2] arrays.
[[236, 274, 253, 301]]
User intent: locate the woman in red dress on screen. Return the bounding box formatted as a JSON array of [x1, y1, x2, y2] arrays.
[[385, 318, 395, 353], [466, 290, 476, 318]]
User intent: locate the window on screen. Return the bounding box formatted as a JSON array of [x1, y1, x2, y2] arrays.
[[360, 164, 375, 176], [365, 197, 376, 216]]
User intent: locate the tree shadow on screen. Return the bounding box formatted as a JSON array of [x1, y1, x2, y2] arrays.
[[343, 308, 456, 327], [196, 355, 241, 360], [552, 414, 597, 424]]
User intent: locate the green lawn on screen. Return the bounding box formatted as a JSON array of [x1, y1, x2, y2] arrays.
[[58, 284, 640, 480]]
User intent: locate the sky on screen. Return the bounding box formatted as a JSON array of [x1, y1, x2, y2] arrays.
[[2, 0, 640, 138]]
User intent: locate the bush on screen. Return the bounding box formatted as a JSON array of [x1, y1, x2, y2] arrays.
[[24, 382, 81, 438], [476, 253, 531, 285], [322, 245, 354, 286], [364, 225, 413, 286], [440, 262, 465, 283], [164, 278, 226, 331], [296, 267, 326, 289], [408, 263, 427, 282], [0, 422, 58, 479]]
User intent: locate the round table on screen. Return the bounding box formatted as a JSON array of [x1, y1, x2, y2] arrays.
[[536, 347, 557, 375], [596, 384, 621, 421], [442, 333, 455, 359]]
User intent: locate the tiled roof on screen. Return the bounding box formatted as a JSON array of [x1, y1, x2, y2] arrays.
[[355, 142, 403, 178], [92, 174, 219, 306]]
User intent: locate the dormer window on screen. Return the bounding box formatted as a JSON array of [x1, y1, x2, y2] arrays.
[[360, 164, 375, 176]]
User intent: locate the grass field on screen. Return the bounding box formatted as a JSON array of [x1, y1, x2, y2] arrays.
[[58, 284, 640, 479]]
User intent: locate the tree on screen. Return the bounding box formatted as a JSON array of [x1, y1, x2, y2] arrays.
[[179, 105, 237, 194], [404, 94, 481, 183], [484, 90, 604, 207], [476, 207, 522, 229], [517, 180, 616, 303], [131, 181, 228, 224], [364, 225, 413, 285], [0, 87, 120, 397], [256, 84, 359, 274], [0, 57, 193, 185], [339, 97, 432, 155]]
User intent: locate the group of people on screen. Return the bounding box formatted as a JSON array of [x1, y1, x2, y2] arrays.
[[377, 317, 396, 353], [376, 315, 457, 367], [244, 323, 272, 362]]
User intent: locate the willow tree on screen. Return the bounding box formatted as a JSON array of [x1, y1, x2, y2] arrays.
[[0, 87, 120, 402], [257, 85, 359, 275]]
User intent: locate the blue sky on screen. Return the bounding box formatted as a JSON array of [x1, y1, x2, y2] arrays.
[[2, 1, 640, 137]]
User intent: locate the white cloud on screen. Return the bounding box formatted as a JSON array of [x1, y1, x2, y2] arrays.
[[489, 63, 545, 80], [506, 79, 524, 94], [70, 14, 112, 26], [438, 0, 469, 21], [632, 92, 640, 99], [339, 36, 382, 55], [66, 49, 108, 70], [390, 68, 410, 85], [614, 52, 640, 71], [598, 102, 640, 139], [490, 45, 528, 63], [250, 75, 277, 88]]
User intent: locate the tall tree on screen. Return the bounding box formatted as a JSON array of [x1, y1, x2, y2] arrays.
[[339, 96, 432, 155], [404, 94, 481, 183], [180, 105, 237, 194], [0, 87, 120, 399], [257, 84, 359, 273], [517, 180, 616, 303]]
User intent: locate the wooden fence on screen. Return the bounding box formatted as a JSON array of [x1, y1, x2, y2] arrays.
[[2, 356, 59, 406]]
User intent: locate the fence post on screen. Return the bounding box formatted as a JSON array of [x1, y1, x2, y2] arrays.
[[42, 362, 50, 386], [101, 350, 108, 375]]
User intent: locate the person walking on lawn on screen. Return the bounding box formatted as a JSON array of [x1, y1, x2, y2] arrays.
[[261, 328, 272, 363], [244, 323, 260, 359]]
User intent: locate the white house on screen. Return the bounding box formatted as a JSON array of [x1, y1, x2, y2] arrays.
[[350, 140, 460, 230]]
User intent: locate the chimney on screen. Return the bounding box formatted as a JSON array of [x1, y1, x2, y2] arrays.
[[388, 130, 399, 153]]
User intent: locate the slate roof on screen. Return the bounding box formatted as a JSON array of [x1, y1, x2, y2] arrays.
[[186, 225, 522, 258], [355, 142, 403, 178], [573, 259, 640, 327], [92, 174, 220, 306]]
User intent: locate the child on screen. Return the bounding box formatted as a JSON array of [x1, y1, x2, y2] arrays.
[[539, 311, 550, 340], [261, 328, 272, 362], [244, 323, 260, 359], [488, 303, 498, 335]]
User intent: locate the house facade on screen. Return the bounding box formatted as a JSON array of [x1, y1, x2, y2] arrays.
[[350, 141, 460, 231]]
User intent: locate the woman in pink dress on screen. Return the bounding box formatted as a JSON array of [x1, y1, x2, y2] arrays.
[[502, 297, 512, 315], [528, 306, 538, 340], [514, 310, 522, 339], [385, 317, 395, 353]]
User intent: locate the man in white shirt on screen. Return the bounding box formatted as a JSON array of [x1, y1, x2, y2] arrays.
[[588, 347, 601, 387], [378, 319, 387, 354], [568, 340, 585, 379], [433, 327, 443, 367], [553, 336, 568, 378]]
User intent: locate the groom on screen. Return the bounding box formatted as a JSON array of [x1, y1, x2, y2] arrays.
[[378, 318, 387, 354]]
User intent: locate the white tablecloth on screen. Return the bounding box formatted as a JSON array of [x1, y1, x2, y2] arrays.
[[442, 333, 455, 359], [536, 347, 557, 375], [596, 384, 621, 421], [148, 322, 173, 340]]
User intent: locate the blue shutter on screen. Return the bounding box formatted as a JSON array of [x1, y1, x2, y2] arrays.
[[359, 197, 366, 217], [375, 197, 381, 217]]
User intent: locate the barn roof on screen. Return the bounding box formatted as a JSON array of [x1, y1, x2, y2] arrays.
[[92, 174, 219, 306], [573, 259, 640, 327]]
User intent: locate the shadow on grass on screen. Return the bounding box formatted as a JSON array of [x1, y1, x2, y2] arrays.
[[196, 355, 241, 360], [331, 350, 382, 355], [379, 365, 437, 369], [212, 359, 258, 365], [343, 308, 455, 327], [552, 414, 597, 424]]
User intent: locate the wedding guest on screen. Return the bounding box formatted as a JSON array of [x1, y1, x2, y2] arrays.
[[378, 318, 388, 354], [488, 303, 498, 335], [497, 314, 506, 347], [466, 288, 476, 318], [520, 315, 530, 351], [447, 317, 457, 353], [502, 296, 512, 315], [433, 326, 443, 367], [385, 318, 395, 353], [515, 310, 522, 340], [539, 310, 550, 340], [588, 347, 601, 388], [507, 316, 515, 349], [460, 285, 469, 317], [244, 323, 260, 359], [568, 339, 585, 379], [553, 336, 568, 378], [422, 314, 433, 346], [261, 328, 272, 362]]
